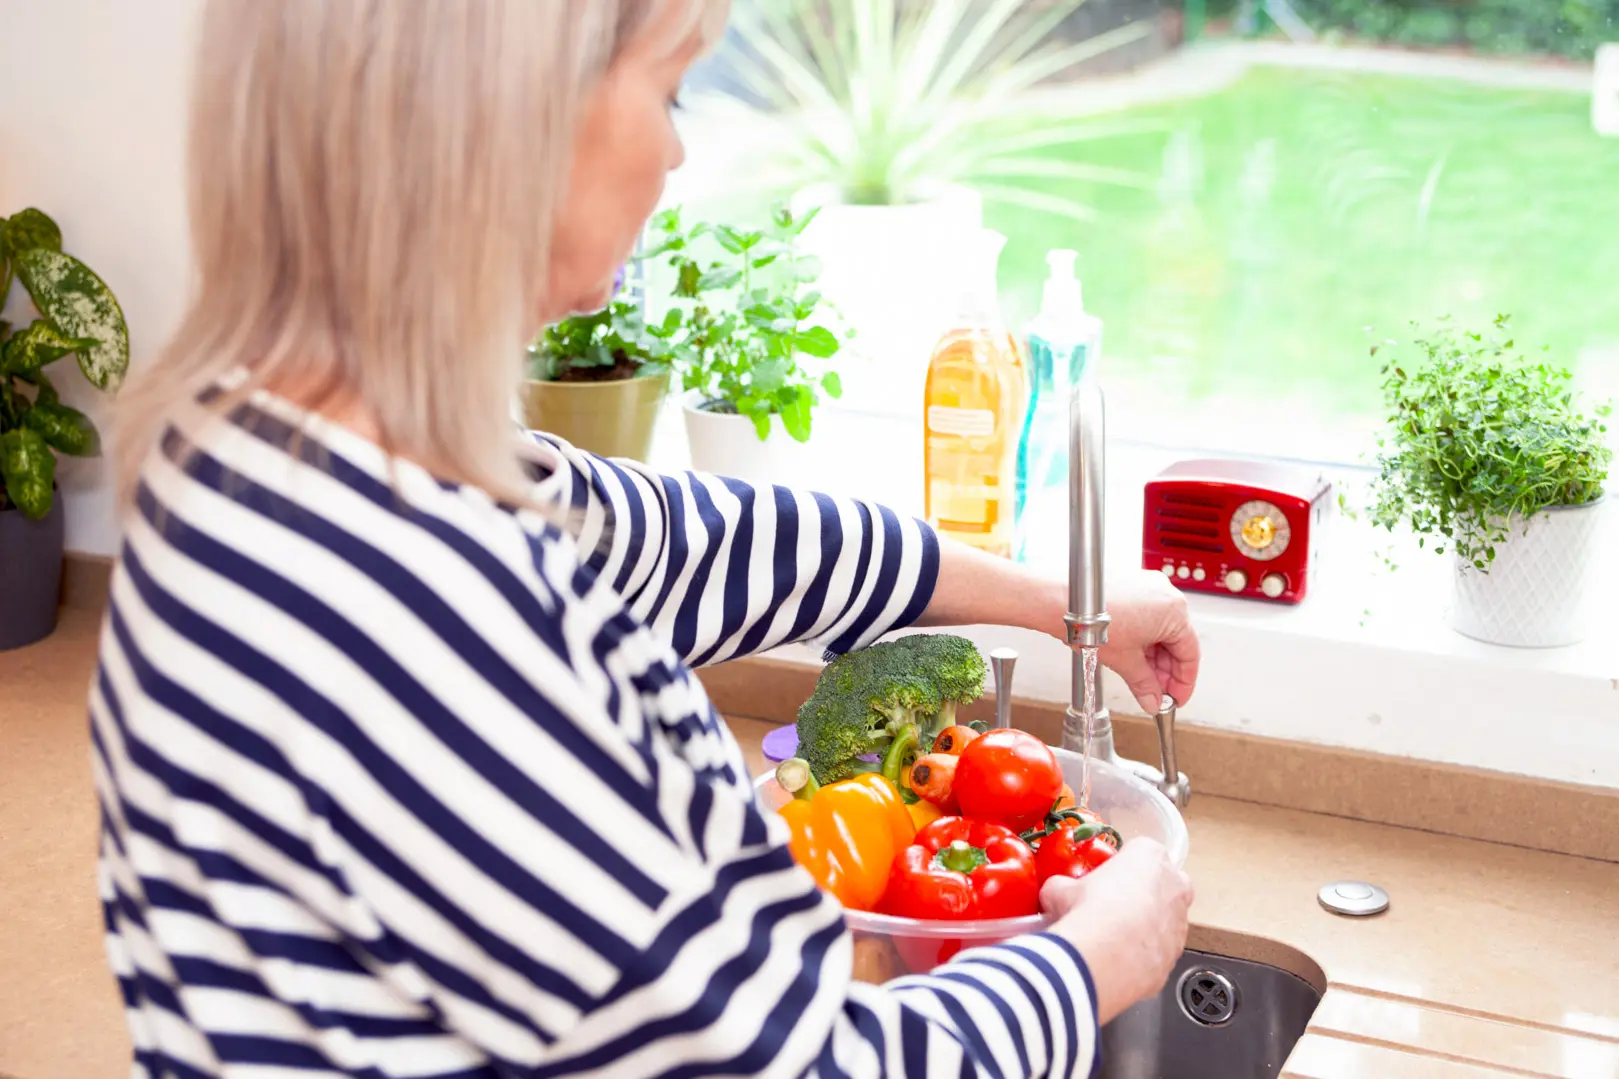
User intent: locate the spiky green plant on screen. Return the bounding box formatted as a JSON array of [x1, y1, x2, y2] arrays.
[[715, 0, 1161, 219]]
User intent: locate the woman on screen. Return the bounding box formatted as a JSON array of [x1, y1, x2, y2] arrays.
[[96, 3, 1196, 1078]]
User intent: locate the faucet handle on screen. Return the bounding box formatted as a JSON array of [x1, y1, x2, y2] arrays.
[[989, 648, 1017, 729], [1153, 695, 1191, 809]]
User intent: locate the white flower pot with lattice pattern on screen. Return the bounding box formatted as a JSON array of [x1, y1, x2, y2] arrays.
[[1449, 499, 1606, 648]]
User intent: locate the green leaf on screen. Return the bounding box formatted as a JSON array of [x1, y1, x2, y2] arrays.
[[697, 267, 743, 292], [0, 318, 99, 376], [752, 357, 789, 394], [779, 386, 814, 442], [822, 371, 843, 399], [23, 402, 99, 456], [791, 206, 821, 236], [0, 426, 55, 519], [0, 380, 25, 430], [714, 225, 748, 254], [674, 259, 703, 299], [20, 369, 59, 407], [0, 208, 63, 257], [793, 325, 841, 358], [14, 248, 129, 390], [742, 303, 780, 330]]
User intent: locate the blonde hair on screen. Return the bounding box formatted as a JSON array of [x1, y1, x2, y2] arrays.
[[115, 0, 725, 514]]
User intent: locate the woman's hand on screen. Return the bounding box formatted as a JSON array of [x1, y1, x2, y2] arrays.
[[1042, 838, 1194, 1025], [1096, 570, 1199, 715], [917, 540, 1202, 715]]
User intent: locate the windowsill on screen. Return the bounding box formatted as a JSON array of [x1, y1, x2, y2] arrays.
[[646, 401, 1619, 789]]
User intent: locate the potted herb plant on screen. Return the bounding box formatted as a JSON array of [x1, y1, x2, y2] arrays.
[[522, 273, 672, 462], [1367, 316, 1611, 648], [702, 0, 1156, 415], [642, 205, 844, 485], [0, 208, 129, 651]]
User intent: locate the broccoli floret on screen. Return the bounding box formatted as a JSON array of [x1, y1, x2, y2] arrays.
[[794, 633, 988, 784], [892, 634, 989, 729]]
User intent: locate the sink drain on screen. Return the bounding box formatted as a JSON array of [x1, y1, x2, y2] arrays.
[[1176, 968, 1239, 1026]]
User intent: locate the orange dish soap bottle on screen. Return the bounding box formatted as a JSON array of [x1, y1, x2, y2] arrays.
[[923, 228, 1028, 558]]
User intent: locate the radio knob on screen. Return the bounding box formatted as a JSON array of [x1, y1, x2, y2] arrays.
[[1261, 572, 1287, 599], [1224, 569, 1248, 593]]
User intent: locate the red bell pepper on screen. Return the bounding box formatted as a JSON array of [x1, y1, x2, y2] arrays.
[[1031, 814, 1121, 884], [880, 817, 1040, 921]]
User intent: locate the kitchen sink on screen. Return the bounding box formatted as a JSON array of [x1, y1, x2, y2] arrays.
[[1099, 948, 1323, 1078]]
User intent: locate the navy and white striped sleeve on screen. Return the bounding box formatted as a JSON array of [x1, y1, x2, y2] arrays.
[[527, 437, 940, 667]]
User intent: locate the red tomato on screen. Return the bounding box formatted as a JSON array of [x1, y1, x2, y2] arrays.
[[954, 729, 1064, 832], [1033, 818, 1120, 884]]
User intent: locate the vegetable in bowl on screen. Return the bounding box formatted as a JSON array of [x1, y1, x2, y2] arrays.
[[765, 634, 1187, 981], [793, 633, 988, 785]]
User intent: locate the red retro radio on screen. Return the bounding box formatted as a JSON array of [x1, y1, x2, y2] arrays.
[[1142, 460, 1332, 604]]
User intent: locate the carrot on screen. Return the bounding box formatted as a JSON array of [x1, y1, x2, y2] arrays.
[[909, 753, 959, 810], [932, 725, 980, 756]]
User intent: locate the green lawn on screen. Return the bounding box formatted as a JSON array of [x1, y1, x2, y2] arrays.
[[986, 63, 1619, 422]]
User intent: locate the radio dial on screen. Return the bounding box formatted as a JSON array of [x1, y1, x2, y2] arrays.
[[1260, 573, 1288, 599], [1230, 500, 1292, 562], [1224, 569, 1248, 593]]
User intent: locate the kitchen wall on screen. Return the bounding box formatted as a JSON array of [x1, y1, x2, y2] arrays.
[[0, 0, 200, 556]]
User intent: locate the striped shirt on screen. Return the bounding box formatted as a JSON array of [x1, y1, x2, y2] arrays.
[[90, 388, 1101, 1079]]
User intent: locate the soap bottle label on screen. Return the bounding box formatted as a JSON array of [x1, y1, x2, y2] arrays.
[[926, 406, 996, 438]]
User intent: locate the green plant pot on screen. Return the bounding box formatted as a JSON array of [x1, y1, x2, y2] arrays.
[[519, 373, 670, 462]]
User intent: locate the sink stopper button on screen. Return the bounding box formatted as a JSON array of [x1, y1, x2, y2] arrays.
[[1319, 881, 1389, 917]]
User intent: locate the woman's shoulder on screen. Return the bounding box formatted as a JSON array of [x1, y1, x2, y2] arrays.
[[130, 389, 599, 636]]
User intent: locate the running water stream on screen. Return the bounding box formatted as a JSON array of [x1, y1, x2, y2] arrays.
[[1078, 646, 1101, 809]]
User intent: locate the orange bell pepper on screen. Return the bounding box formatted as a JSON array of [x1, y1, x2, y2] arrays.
[[778, 773, 916, 911]]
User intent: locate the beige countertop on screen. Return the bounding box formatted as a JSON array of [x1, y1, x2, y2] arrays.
[[3, 606, 1618, 1079]]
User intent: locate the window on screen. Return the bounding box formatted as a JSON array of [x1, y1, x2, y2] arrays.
[[661, 3, 1619, 778], [678, 0, 1619, 467]]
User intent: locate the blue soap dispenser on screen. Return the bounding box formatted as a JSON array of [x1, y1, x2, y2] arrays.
[[1014, 250, 1102, 564]]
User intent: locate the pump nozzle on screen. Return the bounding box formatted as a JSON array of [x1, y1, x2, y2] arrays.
[[949, 228, 1009, 322], [1040, 249, 1084, 317]]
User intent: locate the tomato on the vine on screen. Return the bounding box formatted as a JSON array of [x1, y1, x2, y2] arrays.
[[1033, 817, 1120, 884], [953, 729, 1064, 832]]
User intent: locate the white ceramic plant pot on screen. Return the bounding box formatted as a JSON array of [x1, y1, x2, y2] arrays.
[[682, 396, 812, 487], [1449, 499, 1606, 648], [791, 183, 983, 419]]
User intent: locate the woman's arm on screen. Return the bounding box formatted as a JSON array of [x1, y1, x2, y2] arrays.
[[916, 535, 1202, 714], [532, 439, 938, 666], [535, 437, 1198, 710]]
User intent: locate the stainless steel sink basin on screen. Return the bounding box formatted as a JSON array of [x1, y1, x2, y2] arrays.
[[1099, 948, 1322, 1078]]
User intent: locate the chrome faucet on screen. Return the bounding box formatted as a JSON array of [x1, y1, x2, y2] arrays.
[[1062, 379, 1191, 808]]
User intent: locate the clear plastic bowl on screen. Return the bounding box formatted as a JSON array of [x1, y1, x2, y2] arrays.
[[756, 746, 1189, 982]]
